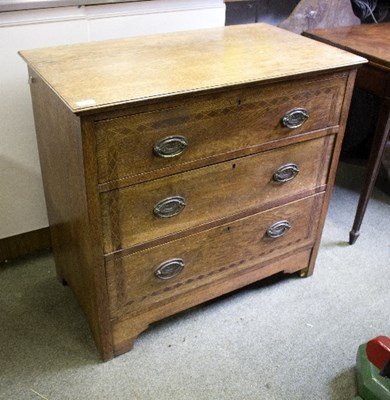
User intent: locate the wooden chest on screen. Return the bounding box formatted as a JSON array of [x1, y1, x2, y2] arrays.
[[20, 23, 366, 360]]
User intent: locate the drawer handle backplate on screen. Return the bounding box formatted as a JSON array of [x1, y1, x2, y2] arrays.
[[266, 220, 291, 238], [153, 196, 186, 218], [153, 135, 188, 158], [273, 163, 300, 183], [282, 108, 309, 129], [155, 258, 185, 280]]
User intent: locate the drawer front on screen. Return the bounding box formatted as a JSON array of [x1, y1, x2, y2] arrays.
[[106, 193, 324, 318], [101, 135, 334, 253], [95, 72, 347, 186]]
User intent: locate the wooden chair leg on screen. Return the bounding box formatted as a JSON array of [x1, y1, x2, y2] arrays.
[[349, 97, 390, 244]]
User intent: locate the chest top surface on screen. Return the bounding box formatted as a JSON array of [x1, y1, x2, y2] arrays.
[[19, 23, 366, 113], [305, 23, 390, 71]]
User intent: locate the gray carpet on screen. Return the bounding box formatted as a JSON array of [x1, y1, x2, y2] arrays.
[[1, 162, 389, 400]]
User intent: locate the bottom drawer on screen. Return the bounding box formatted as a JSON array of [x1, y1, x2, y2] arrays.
[[106, 193, 324, 318]]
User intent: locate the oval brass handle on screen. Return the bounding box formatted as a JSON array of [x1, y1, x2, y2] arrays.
[[155, 258, 185, 280], [273, 163, 299, 183], [153, 135, 188, 158], [266, 220, 291, 238], [282, 108, 309, 129], [153, 196, 186, 218]]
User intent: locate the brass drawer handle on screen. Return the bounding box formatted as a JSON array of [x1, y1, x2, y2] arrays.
[[266, 220, 291, 238], [273, 163, 299, 183], [282, 108, 309, 129], [153, 135, 188, 158], [153, 196, 186, 218], [155, 258, 185, 280]]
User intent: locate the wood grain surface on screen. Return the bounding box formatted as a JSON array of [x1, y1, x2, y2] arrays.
[[304, 23, 390, 71], [19, 23, 365, 113], [100, 136, 334, 253], [95, 72, 347, 187], [106, 193, 324, 318]]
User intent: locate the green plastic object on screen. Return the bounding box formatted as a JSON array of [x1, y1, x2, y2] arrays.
[[356, 344, 390, 400]]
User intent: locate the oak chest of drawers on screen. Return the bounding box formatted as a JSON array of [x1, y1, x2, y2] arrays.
[[20, 24, 365, 360]]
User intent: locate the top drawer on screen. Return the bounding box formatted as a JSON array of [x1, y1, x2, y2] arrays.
[[95, 72, 348, 188]]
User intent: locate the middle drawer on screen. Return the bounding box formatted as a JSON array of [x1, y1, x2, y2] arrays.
[[100, 135, 334, 253]]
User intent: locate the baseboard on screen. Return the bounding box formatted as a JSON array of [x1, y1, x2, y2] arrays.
[[0, 227, 52, 263]]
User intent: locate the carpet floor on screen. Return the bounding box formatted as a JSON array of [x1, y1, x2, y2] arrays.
[[0, 162, 389, 400]]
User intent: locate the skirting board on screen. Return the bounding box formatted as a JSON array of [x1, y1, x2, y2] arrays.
[[0, 227, 51, 263]]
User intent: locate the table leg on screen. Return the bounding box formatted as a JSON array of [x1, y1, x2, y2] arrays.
[[349, 97, 390, 244]]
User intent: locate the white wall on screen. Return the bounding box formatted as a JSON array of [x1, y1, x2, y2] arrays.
[[0, 0, 225, 239]]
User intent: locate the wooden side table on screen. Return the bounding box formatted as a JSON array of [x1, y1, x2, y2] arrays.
[[304, 23, 390, 244]]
